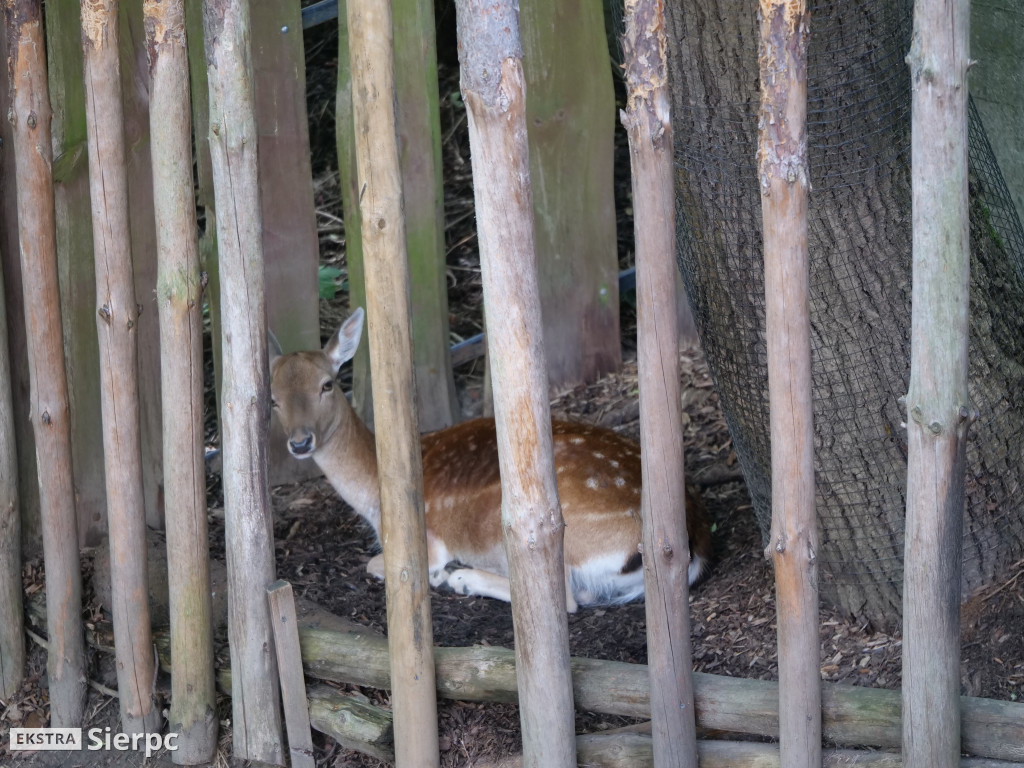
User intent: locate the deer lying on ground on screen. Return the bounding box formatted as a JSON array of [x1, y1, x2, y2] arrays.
[[269, 308, 713, 612]]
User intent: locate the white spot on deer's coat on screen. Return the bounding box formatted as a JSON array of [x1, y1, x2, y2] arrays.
[[570, 437, 584, 445], [586, 477, 599, 490], [593, 452, 605, 459], [615, 477, 626, 488]]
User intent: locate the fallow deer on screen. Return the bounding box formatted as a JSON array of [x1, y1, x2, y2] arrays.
[[269, 308, 713, 612]]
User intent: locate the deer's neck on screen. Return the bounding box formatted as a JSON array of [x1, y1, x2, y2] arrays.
[[315, 413, 382, 537]]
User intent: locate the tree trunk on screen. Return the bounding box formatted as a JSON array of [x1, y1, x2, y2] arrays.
[[455, 3, 577, 767], [5, 0, 87, 727], [146, 0, 218, 760], [619, 1, 697, 766], [970, 0, 1024, 222], [0, 257, 24, 699], [902, 0, 972, 766], [518, 0, 621, 392], [80, 0, 160, 735], [346, 2, 440, 766], [664, 0, 1024, 628], [757, 3, 821, 767], [202, 0, 283, 761]]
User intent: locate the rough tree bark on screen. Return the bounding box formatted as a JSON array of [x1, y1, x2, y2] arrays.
[[619, 1, 697, 766], [455, 2, 577, 766], [202, 0, 283, 761], [145, 0, 218, 761], [902, 0, 972, 766], [80, 0, 160, 735], [4, 0, 87, 728], [664, 0, 1022, 627], [757, 2, 821, 767], [346, 2, 440, 766]]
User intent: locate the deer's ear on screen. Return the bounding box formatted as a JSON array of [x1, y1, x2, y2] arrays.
[[325, 307, 365, 373], [268, 330, 284, 370]]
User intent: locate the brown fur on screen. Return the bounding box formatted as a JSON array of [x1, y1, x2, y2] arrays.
[[269, 309, 713, 611]]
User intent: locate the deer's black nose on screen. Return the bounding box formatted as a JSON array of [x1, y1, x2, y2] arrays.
[[289, 434, 315, 456]]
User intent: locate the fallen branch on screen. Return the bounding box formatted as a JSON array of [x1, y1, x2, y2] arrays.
[[26, 594, 1024, 762]]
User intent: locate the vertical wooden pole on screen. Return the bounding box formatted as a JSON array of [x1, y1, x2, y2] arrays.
[[620, 1, 698, 766], [0, 260, 24, 699], [202, 0, 284, 762], [80, 0, 160, 734], [903, 0, 972, 766], [392, 0, 459, 432], [4, 0, 87, 728], [145, 0, 218, 761], [757, 2, 820, 768], [334, 0, 369, 424], [517, 0, 621, 391], [339, 0, 458, 433], [346, 2, 440, 767], [455, 2, 577, 766]]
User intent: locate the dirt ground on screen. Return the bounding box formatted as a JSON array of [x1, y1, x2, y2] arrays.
[[3, 11, 1024, 768]]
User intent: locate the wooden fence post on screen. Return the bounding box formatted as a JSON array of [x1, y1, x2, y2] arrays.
[[4, 0, 87, 727], [757, 2, 821, 767], [347, 1, 440, 764], [903, 0, 972, 766], [338, 0, 458, 433], [80, 0, 160, 734], [455, 2, 577, 766], [0, 260, 24, 699], [202, 0, 284, 762], [620, 1, 698, 765], [145, 0, 218, 761]]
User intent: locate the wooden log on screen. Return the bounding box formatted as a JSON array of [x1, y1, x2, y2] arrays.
[[80, 0, 160, 735], [903, 0, 972, 766], [455, 2, 577, 766], [5, 0, 88, 728], [0, 255, 24, 699], [308, 685, 395, 764], [201, 0, 283, 762], [620, 1, 698, 766], [297, 626, 1024, 763], [145, 0, 218, 760], [477, 736, 1024, 768], [268, 582, 315, 768], [24, 591, 1024, 763], [345, 2, 440, 766], [756, 3, 820, 768]]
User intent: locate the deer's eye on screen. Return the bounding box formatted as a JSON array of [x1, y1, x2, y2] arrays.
[[321, 379, 334, 395]]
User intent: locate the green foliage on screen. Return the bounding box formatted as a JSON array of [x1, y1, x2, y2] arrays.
[[319, 265, 347, 301]]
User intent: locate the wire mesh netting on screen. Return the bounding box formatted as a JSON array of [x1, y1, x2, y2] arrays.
[[650, 0, 1024, 625]]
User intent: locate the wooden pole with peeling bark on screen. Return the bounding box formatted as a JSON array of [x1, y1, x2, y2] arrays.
[[902, 0, 972, 766], [145, 0, 218, 761], [620, 1, 698, 766], [455, 2, 577, 766], [757, 2, 821, 767], [80, 0, 160, 735], [346, 2, 440, 765], [202, 0, 283, 762], [4, 0, 87, 728]]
